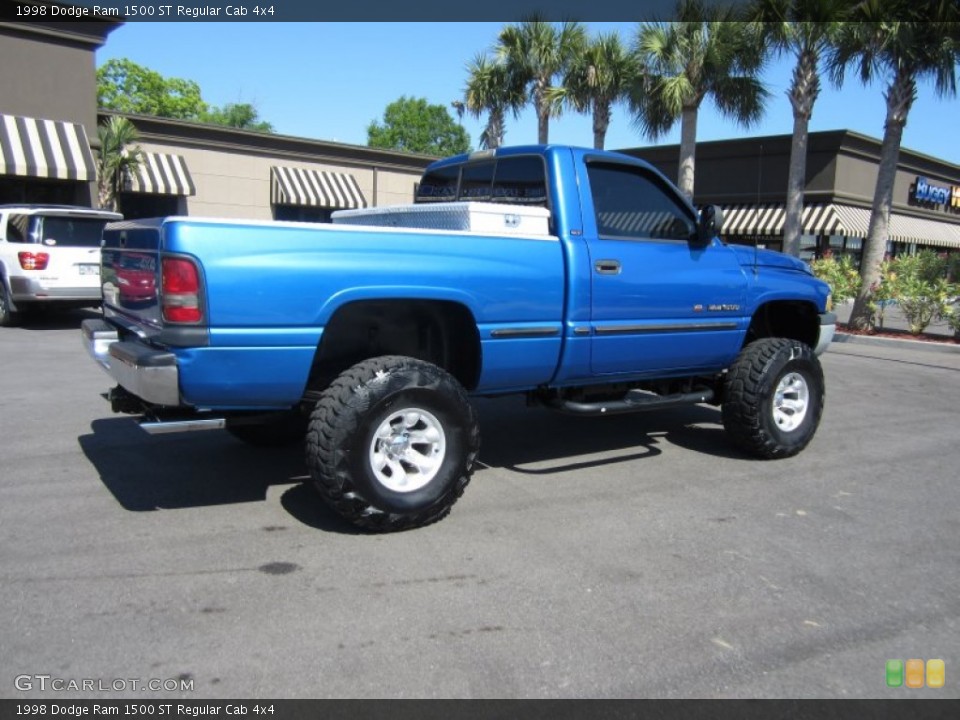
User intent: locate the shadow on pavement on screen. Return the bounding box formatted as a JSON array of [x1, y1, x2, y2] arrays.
[[78, 417, 308, 511], [78, 396, 748, 531], [473, 395, 748, 471], [13, 307, 101, 331]]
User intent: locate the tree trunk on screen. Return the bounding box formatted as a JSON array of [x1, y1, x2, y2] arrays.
[[848, 71, 915, 331], [677, 106, 698, 201], [485, 108, 504, 150], [783, 112, 809, 258], [783, 47, 819, 259], [533, 78, 550, 145], [593, 101, 610, 150]]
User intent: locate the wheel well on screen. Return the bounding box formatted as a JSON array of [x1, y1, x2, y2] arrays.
[[745, 301, 819, 349], [303, 300, 482, 397]]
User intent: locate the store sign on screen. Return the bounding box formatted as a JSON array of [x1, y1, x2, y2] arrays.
[[912, 176, 960, 209]]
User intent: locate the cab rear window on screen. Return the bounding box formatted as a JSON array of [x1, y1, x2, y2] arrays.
[[416, 156, 548, 207]]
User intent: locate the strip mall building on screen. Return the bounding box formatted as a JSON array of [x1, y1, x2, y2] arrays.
[[2, 15, 959, 262]]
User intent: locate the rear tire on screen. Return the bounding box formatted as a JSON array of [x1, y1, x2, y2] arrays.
[[305, 356, 479, 532], [722, 338, 824, 459], [0, 282, 20, 327]]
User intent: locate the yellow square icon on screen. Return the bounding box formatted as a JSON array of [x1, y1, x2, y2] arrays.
[[926, 659, 945, 689], [905, 659, 925, 688]]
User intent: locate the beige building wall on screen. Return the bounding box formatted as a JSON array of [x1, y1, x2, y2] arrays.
[[120, 114, 433, 220]]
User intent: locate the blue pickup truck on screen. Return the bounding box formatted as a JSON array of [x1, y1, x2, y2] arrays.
[[83, 145, 835, 531]]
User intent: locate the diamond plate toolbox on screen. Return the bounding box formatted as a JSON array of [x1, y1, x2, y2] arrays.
[[332, 201, 552, 237]]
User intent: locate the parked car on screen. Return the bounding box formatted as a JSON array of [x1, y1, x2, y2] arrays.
[[0, 204, 122, 326]]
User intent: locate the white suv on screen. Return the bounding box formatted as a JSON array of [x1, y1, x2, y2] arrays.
[[0, 205, 122, 326]]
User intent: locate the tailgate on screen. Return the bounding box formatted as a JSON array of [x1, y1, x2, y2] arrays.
[[100, 219, 164, 329]]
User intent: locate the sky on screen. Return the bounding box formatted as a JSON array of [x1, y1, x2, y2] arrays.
[[96, 22, 960, 165]]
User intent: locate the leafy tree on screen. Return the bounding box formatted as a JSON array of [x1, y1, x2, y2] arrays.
[[202, 103, 274, 133], [747, 0, 847, 257], [496, 16, 588, 144], [464, 54, 524, 149], [98, 58, 274, 133], [97, 59, 207, 120], [631, 0, 769, 200], [546, 31, 636, 150], [367, 96, 470, 156], [95, 116, 144, 212], [829, 3, 960, 330]]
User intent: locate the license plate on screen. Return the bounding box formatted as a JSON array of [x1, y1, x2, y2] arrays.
[[78, 264, 100, 276]]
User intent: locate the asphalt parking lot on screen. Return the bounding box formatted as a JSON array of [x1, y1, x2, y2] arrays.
[[2, 311, 958, 699]]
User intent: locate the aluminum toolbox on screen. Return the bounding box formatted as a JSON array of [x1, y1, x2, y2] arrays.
[[332, 201, 552, 237]]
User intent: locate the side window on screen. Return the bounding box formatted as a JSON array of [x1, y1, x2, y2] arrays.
[[459, 161, 495, 201], [5, 214, 32, 243], [492, 156, 548, 206], [415, 165, 459, 203], [587, 163, 696, 242]]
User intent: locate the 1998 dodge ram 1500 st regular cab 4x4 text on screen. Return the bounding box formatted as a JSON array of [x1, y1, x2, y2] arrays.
[[83, 145, 835, 531]]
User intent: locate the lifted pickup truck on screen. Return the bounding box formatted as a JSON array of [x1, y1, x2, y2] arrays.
[[83, 145, 834, 531]]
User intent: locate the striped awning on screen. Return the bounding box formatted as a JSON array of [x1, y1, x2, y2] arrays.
[[0, 114, 96, 181], [717, 203, 847, 236], [718, 202, 960, 249], [271, 166, 367, 209], [122, 152, 196, 196]]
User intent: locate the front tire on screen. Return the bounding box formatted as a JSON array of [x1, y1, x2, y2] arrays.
[[722, 338, 825, 459], [305, 356, 479, 532]]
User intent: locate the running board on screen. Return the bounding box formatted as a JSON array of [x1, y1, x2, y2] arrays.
[[140, 418, 226, 435], [545, 388, 714, 417]]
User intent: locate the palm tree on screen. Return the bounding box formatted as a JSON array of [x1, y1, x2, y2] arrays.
[[631, 0, 769, 200], [830, 2, 960, 330], [496, 16, 587, 144], [96, 116, 144, 212], [747, 0, 847, 257], [546, 32, 637, 150], [464, 54, 524, 150]]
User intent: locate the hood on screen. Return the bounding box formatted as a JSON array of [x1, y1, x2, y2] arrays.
[[727, 244, 812, 274]]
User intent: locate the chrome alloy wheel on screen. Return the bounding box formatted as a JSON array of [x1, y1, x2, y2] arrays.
[[369, 408, 446, 493], [772, 372, 809, 432]]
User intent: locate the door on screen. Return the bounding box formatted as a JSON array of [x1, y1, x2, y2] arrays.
[[584, 161, 748, 376]]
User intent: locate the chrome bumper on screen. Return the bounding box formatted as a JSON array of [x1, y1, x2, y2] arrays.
[[81, 318, 181, 407], [815, 312, 836, 356]]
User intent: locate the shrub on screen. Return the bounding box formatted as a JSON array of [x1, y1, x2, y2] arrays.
[[888, 251, 956, 335], [810, 253, 861, 304], [868, 259, 897, 329]]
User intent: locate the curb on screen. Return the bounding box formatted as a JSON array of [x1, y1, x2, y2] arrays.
[[832, 332, 960, 355]]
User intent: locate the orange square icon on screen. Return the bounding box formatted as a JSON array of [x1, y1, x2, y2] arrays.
[[905, 659, 925, 688], [927, 659, 945, 689]]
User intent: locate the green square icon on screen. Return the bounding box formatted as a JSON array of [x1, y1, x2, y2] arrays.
[[886, 659, 904, 687]]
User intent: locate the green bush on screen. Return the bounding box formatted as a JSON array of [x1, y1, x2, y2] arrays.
[[868, 259, 897, 329], [888, 251, 956, 335], [810, 254, 861, 304]]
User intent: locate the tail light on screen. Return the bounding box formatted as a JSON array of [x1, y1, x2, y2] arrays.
[[18, 252, 49, 271], [161, 257, 202, 323]]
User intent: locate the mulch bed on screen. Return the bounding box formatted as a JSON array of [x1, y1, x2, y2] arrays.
[[837, 323, 960, 345]]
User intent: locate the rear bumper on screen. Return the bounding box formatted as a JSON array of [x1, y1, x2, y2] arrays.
[[10, 276, 99, 303], [815, 312, 836, 356], [82, 318, 181, 406]]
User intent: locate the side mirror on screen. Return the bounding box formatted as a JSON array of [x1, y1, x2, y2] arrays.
[[697, 204, 724, 245]]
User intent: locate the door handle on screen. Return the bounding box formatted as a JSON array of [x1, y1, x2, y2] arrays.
[[595, 259, 621, 275]]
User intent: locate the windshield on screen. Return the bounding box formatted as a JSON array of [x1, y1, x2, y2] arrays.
[[37, 217, 109, 248]]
